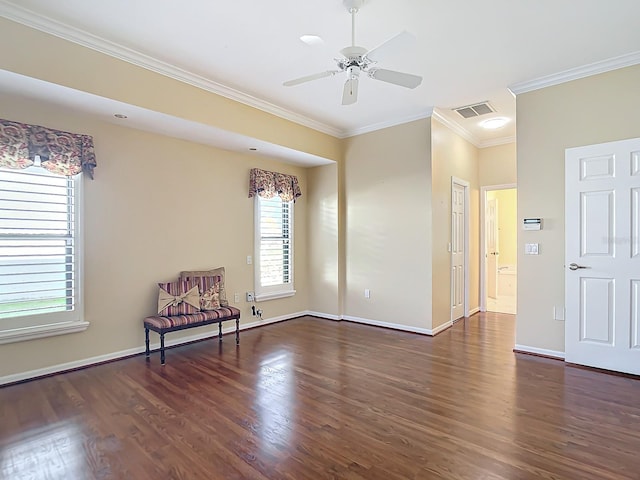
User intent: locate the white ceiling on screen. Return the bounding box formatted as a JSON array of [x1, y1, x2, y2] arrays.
[[2, 0, 640, 149]]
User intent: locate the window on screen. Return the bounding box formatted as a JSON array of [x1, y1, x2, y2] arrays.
[[254, 195, 295, 300], [0, 163, 87, 342]]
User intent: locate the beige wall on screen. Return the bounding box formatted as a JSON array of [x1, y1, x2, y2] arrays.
[[487, 189, 518, 267], [431, 119, 480, 327], [0, 17, 342, 163], [479, 143, 517, 186], [0, 94, 313, 378], [307, 163, 340, 317], [516, 64, 640, 353], [343, 119, 433, 330]]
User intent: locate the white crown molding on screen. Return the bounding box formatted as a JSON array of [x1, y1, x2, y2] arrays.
[[0, 1, 344, 138], [479, 135, 516, 148], [431, 109, 480, 147], [341, 109, 434, 138], [432, 110, 516, 149], [509, 50, 640, 95]]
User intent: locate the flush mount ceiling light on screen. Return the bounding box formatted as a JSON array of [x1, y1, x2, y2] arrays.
[[300, 35, 324, 46], [481, 117, 509, 130]]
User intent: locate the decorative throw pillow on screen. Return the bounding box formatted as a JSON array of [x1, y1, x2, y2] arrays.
[[189, 275, 221, 311], [157, 279, 201, 316], [180, 267, 229, 306]]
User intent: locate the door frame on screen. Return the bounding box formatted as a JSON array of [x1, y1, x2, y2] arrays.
[[480, 183, 517, 312], [451, 177, 470, 320]]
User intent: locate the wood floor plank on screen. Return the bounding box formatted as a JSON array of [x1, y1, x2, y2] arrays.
[[1, 313, 640, 479]]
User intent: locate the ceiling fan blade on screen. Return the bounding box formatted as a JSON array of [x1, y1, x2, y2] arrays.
[[369, 68, 422, 89], [342, 76, 359, 105], [283, 70, 339, 87], [365, 30, 415, 63]]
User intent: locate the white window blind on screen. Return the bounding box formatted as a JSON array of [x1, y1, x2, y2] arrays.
[[255, 196, 295, 300], [0, 166, 80, 325]]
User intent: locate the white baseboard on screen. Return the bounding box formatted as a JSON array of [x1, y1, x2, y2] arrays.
[[0, 311, 308, 386], [514, 344, 565, 360], [240, 311, 307, 329], [1, 310, 468, 385], [431, 320, 453, 335], [341, 314, 436, 335], [305, 311, 341, 321], [0, 345, 144, 386], [468, 307, 480, 316]]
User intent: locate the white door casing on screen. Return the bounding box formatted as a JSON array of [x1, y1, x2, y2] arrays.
[[451, 178, 468, 321], [487, 197, 499, 299], [565, 137, 640, 375], [480, 184, 516, 313]]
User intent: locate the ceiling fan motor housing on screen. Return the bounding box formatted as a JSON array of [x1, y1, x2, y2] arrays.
[[338, 46, 371, 71], [343, 0, 365, 11]]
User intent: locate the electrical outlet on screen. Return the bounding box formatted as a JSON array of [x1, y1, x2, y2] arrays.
[[234, 292, 240, 303], [364, 289, 371, 299], [246, 292, 254, 302], [246, 255, 252, 265]]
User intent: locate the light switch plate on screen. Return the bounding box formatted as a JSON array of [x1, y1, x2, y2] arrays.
[[525, 243, 539, 255]]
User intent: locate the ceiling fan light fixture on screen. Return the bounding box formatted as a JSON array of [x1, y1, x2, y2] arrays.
[[481, 117, 509, 130], [300, 35, 323, 46]]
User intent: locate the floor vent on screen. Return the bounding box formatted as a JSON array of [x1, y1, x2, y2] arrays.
[[453, 102, 494, 119]]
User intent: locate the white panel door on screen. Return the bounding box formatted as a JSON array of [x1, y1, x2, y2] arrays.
[[486, 198, 499, 299], [451, 182, 465, 321], [565, 137, 640, 375]]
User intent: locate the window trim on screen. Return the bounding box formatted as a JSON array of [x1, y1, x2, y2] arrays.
[[0, 168, 87, 344], [254, 196, 295, 301]]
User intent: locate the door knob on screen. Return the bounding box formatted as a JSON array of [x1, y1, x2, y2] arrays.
[[569, 262, 589, 270]]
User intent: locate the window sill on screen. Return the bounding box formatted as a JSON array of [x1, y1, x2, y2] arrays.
[[0, 321, 90, 345], [255, 290, 296, 302]]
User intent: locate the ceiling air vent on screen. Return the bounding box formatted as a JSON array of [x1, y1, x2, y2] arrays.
[[453, 102, 494, 119]]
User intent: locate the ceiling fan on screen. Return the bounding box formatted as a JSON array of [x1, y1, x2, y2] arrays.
[[283, 0, 423, 105]]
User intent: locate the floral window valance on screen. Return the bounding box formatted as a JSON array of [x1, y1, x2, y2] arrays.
[[248, 168, 302, 202], [0, 119, 97, 178]]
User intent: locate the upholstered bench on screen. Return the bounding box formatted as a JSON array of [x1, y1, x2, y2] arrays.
[[144, 306, 241, 364]]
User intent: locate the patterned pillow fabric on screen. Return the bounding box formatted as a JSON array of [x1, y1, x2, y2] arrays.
[[180, 267, 229, 306], [190, 275, 221, 311], [157, 279, 201, 316]]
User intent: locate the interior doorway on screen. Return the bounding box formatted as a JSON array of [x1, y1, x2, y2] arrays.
[[481, 184, 517, 314]]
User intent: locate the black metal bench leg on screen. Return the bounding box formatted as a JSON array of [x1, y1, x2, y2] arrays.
[[160, 333, 166, 365], [219, 321, 223, 342], [145, 328, 150, 359], [236, 319, 239, 345]]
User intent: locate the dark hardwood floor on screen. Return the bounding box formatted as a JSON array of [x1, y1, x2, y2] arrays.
[[2, 313, 640, 479]]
